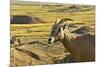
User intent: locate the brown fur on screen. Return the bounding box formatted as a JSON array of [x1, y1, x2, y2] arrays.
[[62, 33, 95, 62]]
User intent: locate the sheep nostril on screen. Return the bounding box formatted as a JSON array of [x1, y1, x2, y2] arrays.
[[48, 38, 52, 42], [48, 37, 55, 44]]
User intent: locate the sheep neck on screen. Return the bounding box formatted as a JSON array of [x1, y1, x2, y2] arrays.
[[61, 29, 75, 53]]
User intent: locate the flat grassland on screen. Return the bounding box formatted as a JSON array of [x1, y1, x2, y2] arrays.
[[10, 3, 95, 66]]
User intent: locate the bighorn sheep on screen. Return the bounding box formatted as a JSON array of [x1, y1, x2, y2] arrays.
[[48, 18, 95, 62]]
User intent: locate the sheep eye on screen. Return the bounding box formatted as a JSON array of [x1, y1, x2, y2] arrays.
[[58, 27, 61, 32]]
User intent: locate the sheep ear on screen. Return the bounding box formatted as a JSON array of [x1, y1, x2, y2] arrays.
[[63, 23, 69, 30], [55, 18, 61, 24]]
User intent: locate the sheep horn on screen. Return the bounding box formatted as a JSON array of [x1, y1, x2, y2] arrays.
[[58, 18, 74, 24]]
